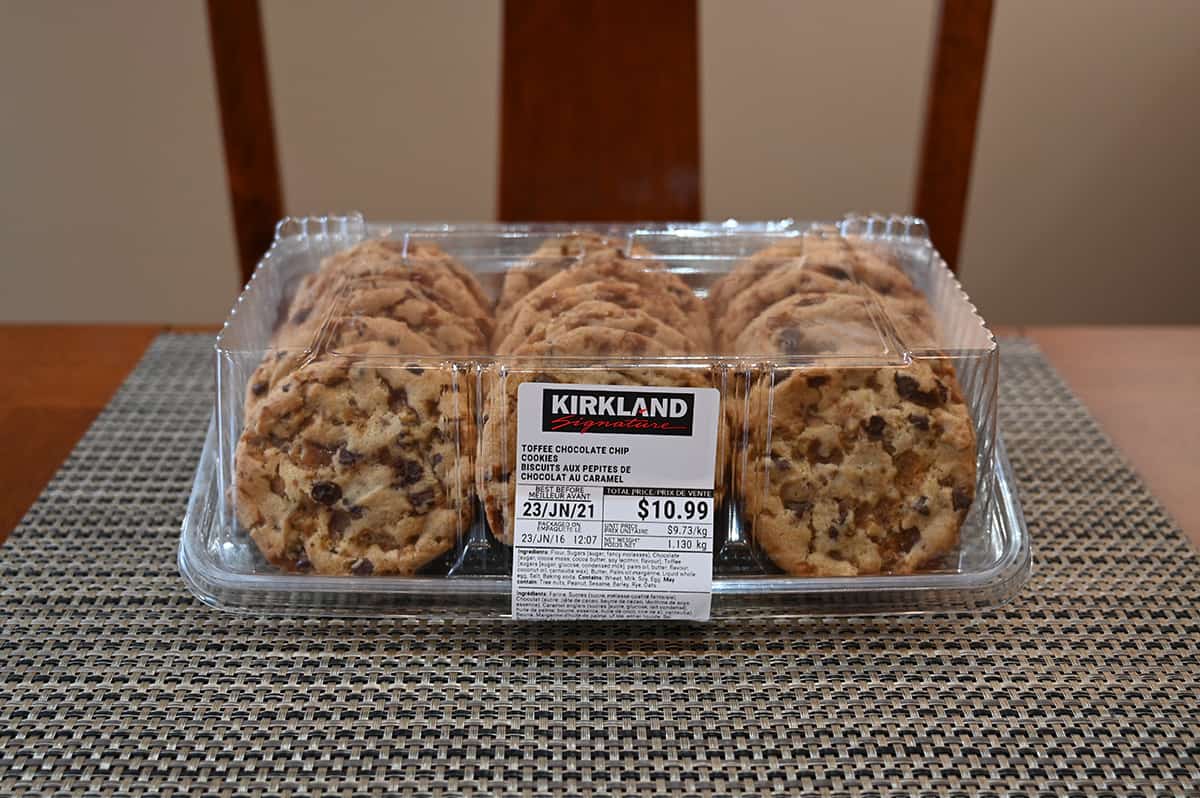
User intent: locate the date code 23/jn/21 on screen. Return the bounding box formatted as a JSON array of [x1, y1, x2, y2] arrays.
[[515, 486, 715, 554], [519, 500, 595, 520], [518, 496, 711, 522]]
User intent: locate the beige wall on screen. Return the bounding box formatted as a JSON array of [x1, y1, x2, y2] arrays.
[[700, 0, 935, 222], [960, 0, 1200, 324], [2, 1, 1197, 325], [262, 0, 500, 221], [0, 0, 237, 323]]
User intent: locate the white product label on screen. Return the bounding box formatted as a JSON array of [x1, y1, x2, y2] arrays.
[[510, 382, 720, 621]]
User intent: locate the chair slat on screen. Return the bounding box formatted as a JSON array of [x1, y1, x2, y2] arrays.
[[499, 0, 701, 222], [207, 0, 284, 285], [913, 0, 995, 272]]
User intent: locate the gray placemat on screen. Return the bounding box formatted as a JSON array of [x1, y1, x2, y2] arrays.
[[1, 334, 1197, 797]]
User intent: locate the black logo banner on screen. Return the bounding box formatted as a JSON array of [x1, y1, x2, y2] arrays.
[[541, 387, 695, 436]]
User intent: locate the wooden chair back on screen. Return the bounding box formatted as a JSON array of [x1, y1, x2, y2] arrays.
[[207, 0, 992, 283]]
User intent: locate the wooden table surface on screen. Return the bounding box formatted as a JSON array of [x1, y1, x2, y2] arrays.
[[1, 324, 1197, 549]]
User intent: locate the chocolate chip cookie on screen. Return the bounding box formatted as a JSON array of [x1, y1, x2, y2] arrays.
[[335, 281, 488, 355], [708, 235, 921, 327], [494, 280, 703, 355], [483, 241, 722, 545], [246, 240, 492, 414], [711, 233, 976, 576], [741, 359, 976, 576], [716, 260, 859, 353], [706, 241, 806, 320], [478, 326, 717, 545], [324, 316, 445, 356], [293, 239, 494, 342], [495, 232, 649, 325], [405, 239, 493, 319], [732, 292, 933, 358], [236, 341, 474, 575], [506, 300, 699, 356], [497, 248, 711, 349], [236, 237, 491, 575]]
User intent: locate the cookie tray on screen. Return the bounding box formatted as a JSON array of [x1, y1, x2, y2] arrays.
[[178, 411, 1030, 618], [180, 215, 1029, 619]]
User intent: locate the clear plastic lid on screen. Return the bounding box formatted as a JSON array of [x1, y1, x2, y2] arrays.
[[180, 213, 1024, 619]]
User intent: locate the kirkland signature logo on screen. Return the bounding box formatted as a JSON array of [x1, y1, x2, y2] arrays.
[[541, 388, 695, 436]]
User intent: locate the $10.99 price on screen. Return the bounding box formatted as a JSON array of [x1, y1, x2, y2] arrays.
[[635, 497, 710, 522]]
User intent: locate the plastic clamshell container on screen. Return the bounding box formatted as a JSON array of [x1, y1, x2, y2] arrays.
[[179, 213, 1031, 618]]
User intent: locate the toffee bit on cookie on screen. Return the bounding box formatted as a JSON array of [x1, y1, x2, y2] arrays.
[[897, 526, 921, 552], [394, 459, 424, 487], [818, 265, 851, 281], [952, 487, 972, 512], [310, 481, 342, 505], [864, 415, 886, 439], [784, 499, 812, 517], [330, 510, 353, 537], [777, 328, 807, 355], [409, 487, 436, 513], [299, 441, 335, 468], [350, 558, 375, 576], [894, 374, 942, 407], [388, 387, 409, 413], [806, 440, 842, 465]]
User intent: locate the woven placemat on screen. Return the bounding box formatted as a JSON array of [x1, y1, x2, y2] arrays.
[[1, 334, 1196, 797]]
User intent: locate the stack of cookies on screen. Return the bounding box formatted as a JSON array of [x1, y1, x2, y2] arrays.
[[710, 234, 977, 576], [234, 239, 488, 576], [234, 229, 978, 580], [477, 233, 720, 544]]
